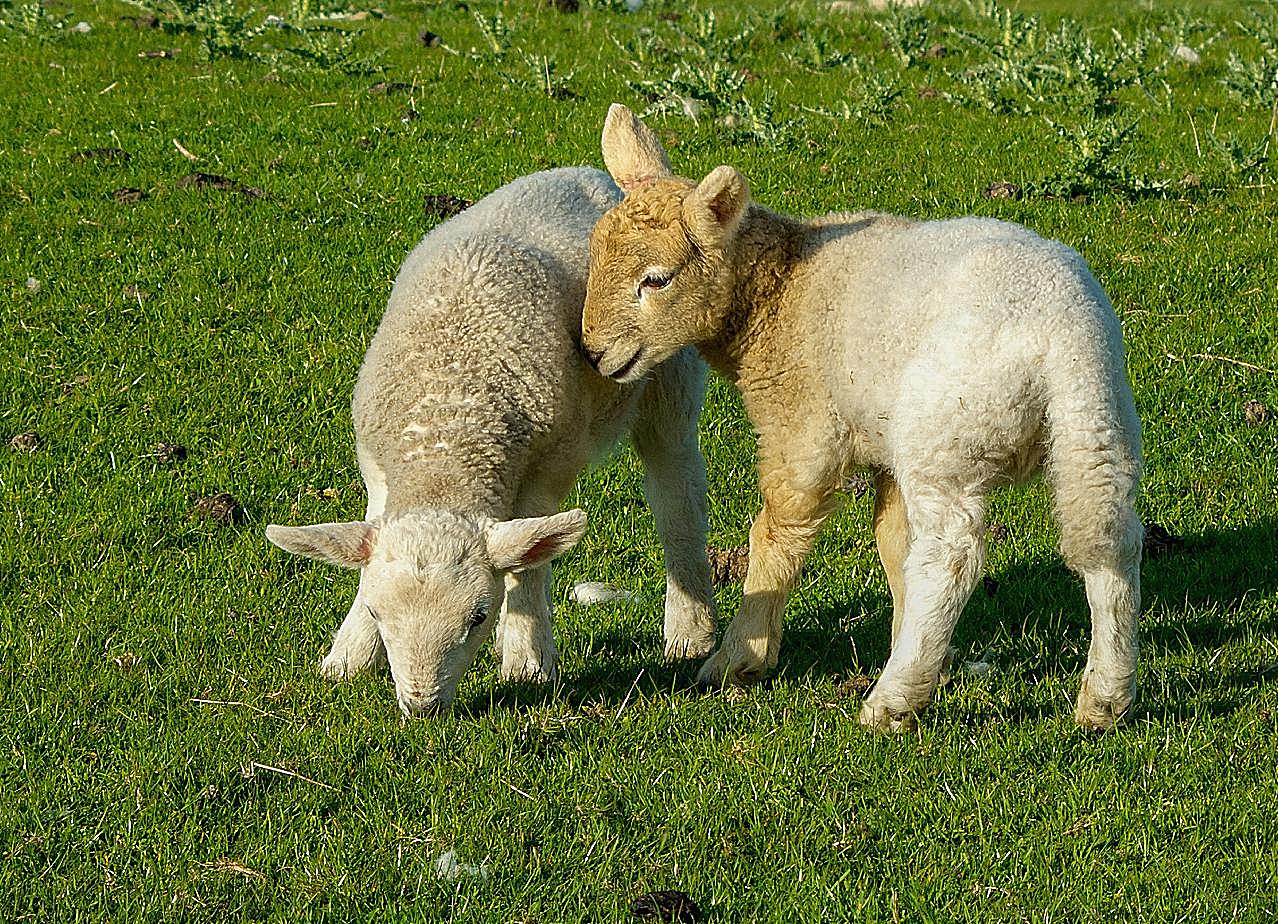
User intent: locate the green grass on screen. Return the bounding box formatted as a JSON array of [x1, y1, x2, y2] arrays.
[[3, 0, 1277, 919]]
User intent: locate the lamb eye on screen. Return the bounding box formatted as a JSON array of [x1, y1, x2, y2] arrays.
[[467, 602, 489, 628], [637, 273, 671, 294]]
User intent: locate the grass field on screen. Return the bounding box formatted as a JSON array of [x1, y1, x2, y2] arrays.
[[3, 0, 1277, 919]]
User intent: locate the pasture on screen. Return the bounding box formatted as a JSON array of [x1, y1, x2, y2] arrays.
[[2, 0, 1276, 919]]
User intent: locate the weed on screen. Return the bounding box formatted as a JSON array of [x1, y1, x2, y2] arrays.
[[609, 27, 674, 70], [504, 50, 577, 99], [949, 1, 1049, 112], [631, 60, 799, 146], [631, 59, 747, 122], [1040, 23, 1159, 117], [804, 65, 901, 125], [1207, 125, 1273, 182], [1034, 114, 1160, 198], [272, 25, 383, 76], [116, 0, 380, 69], [470, 8, 511, 58], [0, 0, 65, 38], [875, 5, 931, 69], [1224, 5, 1278, 108]]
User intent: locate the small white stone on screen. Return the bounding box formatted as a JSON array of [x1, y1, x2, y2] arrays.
[[570, 581, 635, 606], [71, 21, 91, 33], [25, 277, 42, 293], [1171, 44, 1201, 66], [435, 850, 489, 881], [624, 0, 644, 11], [961, 659, 993, 678]]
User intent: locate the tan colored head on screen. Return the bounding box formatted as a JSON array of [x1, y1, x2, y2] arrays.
[[267, 508, 587, 715], [582, 104, 752, 383]]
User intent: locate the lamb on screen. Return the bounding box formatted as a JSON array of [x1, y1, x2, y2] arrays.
[[266, 167, 716, 716], [581, 105, 1143, 731]]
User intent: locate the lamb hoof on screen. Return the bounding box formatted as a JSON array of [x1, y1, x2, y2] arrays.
[[501, 659, 557, 685], [1074, 678, 1135, 730], [696, 649, 767, 690], [320, 649, 374, 681], [664, 633, 716, 662], [858, 698, 918, 733]]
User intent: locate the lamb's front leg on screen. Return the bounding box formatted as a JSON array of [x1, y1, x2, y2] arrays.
[[633, 354, 717, 661], [497, 565, 557, 683], [697, 488, 832, 687], [320, 579, 387, 680]]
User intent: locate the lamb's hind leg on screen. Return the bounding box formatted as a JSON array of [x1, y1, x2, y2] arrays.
[[861, 482, 987, 730], [1055, 466, 1142, 730], [632, 349, 716, 660], [874, 471, 957, 684]]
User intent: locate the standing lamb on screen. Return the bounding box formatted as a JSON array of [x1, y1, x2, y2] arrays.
[[267, 167, 716, 716], [581, 105, 1143, 731]]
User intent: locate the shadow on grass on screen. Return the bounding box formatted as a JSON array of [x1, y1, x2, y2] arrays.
[[467, 519, 1278, 719]]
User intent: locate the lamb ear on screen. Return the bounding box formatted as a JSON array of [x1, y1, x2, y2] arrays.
[[265, 522, 376, 568], [684, 165, 750, 242], [601, 103, 673, 194], [485, 509, 588, 573]]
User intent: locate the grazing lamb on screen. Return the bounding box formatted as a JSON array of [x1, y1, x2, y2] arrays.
[[266, 167, 716, 716], [581, 105, 1143, 730]]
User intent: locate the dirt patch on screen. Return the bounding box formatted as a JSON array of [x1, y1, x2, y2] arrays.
[[631, 890, 701, 923], [119, 13, 159, 28], [983, 181, 1022, 200], [1244, 400, 1269, 425], [109, 652, 140, 671], [9, 431, 41, 452], [707, 544, 749, 586], [138, 48, 180, 59], [367, 80, 415, 94], [836, 673, 874, 697], [423, 194, 470, 219], [549, 0, 579, 11], [191, 492, 242, 526], [153, 442, 187, 463], [70, 147, 129, 163], [1143, 522, 1185, 559], [112, 187, 147, 203], [844, 471, 873, 499], [177, 172, 265, 199], [418, 30, 442, 46]]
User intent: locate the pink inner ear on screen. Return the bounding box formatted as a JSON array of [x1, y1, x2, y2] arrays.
[[707, 189, 741, 225], [520, 534, 561, 567], [356, 529, 375, 565]]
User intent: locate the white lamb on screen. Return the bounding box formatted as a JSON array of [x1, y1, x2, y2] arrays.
[[266, 167, 716, 716], [581, 105, 1143, 730]]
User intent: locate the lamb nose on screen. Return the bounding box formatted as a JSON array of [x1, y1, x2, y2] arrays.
[[581, 344, 604, 369]]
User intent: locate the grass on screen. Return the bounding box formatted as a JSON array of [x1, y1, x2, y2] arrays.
[[2, 0, 1277, 919]]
